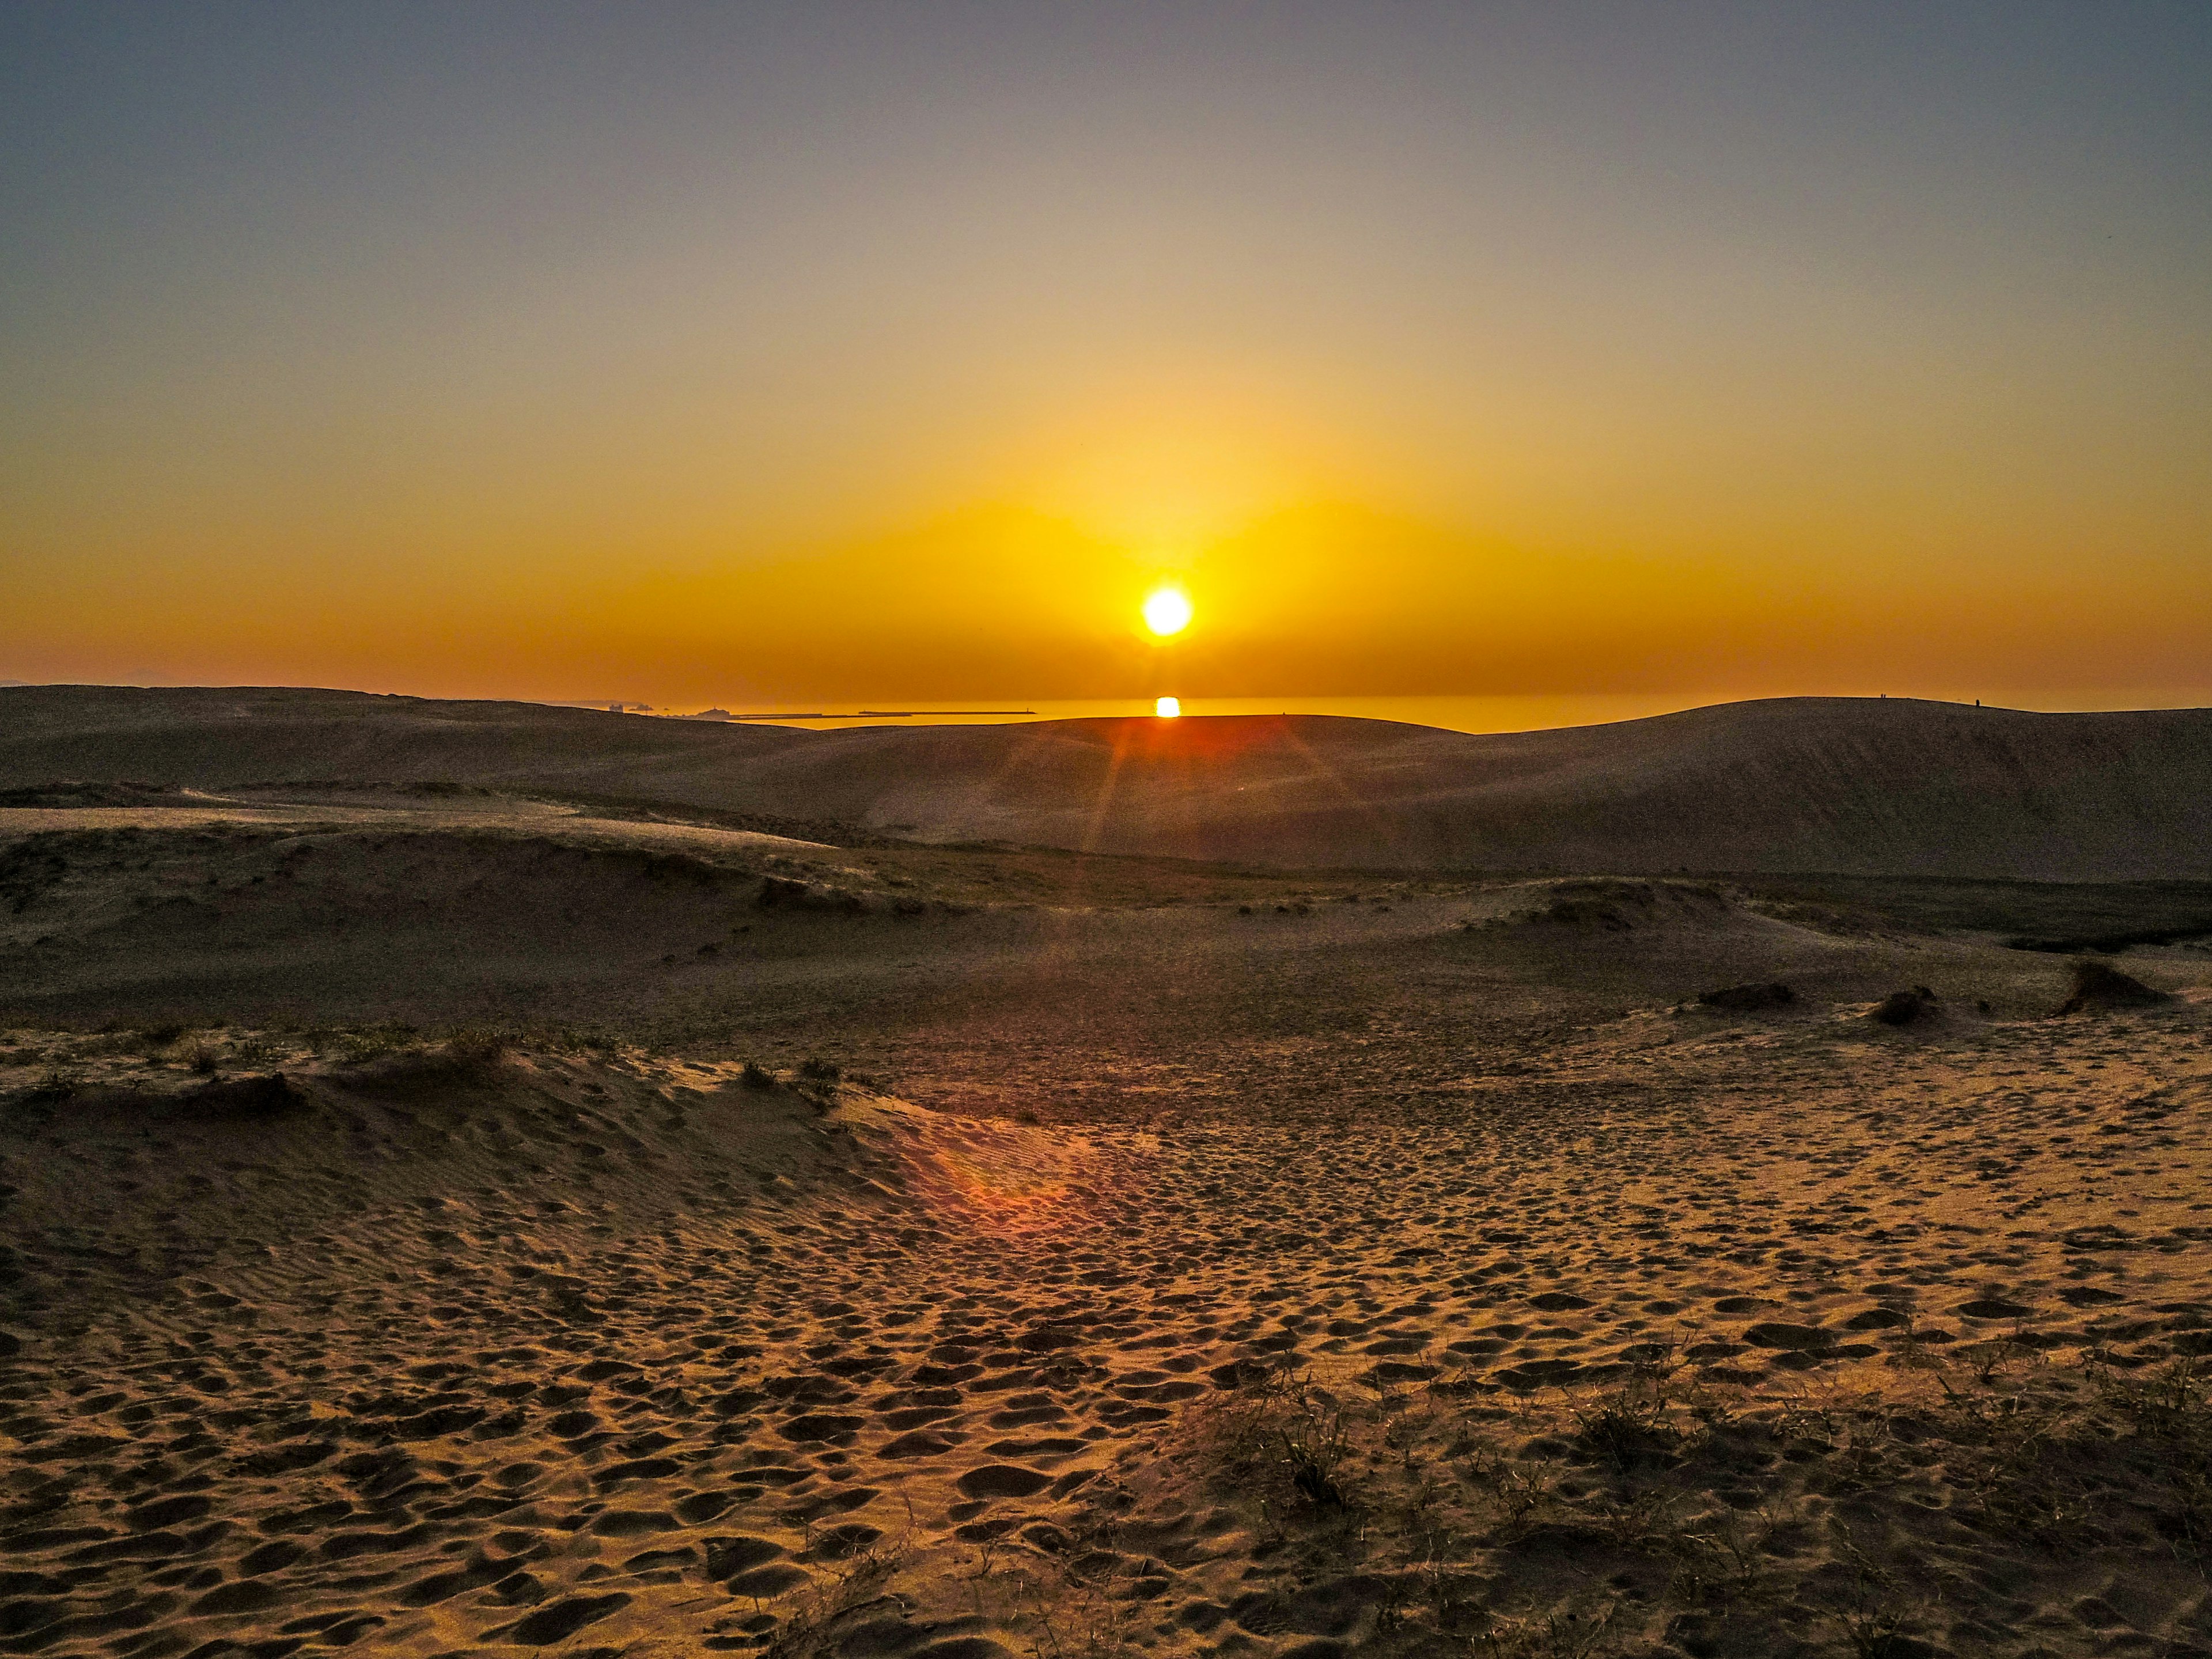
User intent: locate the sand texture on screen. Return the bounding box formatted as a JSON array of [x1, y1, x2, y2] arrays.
[[7, 783, 2212, 1656], [7, 1006, 2212, 1659]]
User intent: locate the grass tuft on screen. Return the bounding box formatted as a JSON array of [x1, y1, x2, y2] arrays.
[[443, 1027, 511, 1066], [1573, 1387, 1681, 1473]]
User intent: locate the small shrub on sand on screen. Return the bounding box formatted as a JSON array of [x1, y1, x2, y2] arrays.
[[1190, 1363, 1355, 1516], [756, 874, 812, 910], [798, 1055, 842, 1082], [1282, 1411, 1351, 1508], [2092, 1356, 2212, 1532], [748, 1528, 910, 1659], [444, 1028, 510, 1067], [740, 1060, 777, 1089], [1868, 987, 1936, 1027], [28, 1065, 83, 1100], [333, 1025, 417, 1065], [1574, 1388, 1682, 1473], [2059, 957, 2168, 1014], [183, 1071, 310, 1118], [173, 1036, 224, 1074], [327, 1024, 506, 1081]]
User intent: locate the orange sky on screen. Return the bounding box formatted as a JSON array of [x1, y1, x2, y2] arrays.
[[3, 7, 2208, 717]]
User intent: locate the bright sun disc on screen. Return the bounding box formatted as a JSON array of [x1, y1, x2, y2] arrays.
[[1156, 696, 1181, 718], [1142, 588, 1192, 636]]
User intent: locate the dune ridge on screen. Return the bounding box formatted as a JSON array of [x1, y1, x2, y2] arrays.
[[7, 686, 2212, 878]]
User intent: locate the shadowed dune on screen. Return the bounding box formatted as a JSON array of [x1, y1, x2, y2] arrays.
[[0, 685, 806, 790], [8, 686, 2212, 876]]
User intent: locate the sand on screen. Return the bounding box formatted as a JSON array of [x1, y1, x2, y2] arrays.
[[7, 790, 2212, 1656], [6, 1005, 2212, 1658], [13, 686, 2212, 877], [0, 801, 828, 854]]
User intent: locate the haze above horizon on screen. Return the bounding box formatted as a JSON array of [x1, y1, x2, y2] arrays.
[[4, 4, 2207, 710]]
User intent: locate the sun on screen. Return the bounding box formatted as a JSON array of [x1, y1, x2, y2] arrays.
[[1142, 587, 1192, 637]]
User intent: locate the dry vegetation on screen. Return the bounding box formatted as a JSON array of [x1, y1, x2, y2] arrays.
[[1142, 1343, 2212, 1657]]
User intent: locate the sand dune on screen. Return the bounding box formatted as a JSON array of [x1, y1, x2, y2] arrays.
[[0, 685, 804, 794], [9, 726, 2212, 1654], [9, 685, 2212, 877]]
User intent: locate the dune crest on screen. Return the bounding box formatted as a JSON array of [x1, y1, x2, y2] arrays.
[[11, 687, 2212, 876]]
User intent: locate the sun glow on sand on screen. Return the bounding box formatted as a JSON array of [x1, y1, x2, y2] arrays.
[[1142, 588, 1193, 637], [1156, 696, 1181, 718]]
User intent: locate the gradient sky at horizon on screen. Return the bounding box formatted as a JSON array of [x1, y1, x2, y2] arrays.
[[3, 2, 2209, 716]]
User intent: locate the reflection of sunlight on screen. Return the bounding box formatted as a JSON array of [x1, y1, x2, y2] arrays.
[[938, 1151, 1066, 1227], [897, 1129, 1111, 1240], [1070, 706, 1396, 866]]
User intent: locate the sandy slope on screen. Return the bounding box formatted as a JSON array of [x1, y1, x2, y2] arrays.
[[5, 995, 2212, 1659], [9, 687, 2212, 877], [707, 699, 2212, 878], [13, 798, 2194, 1070]]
